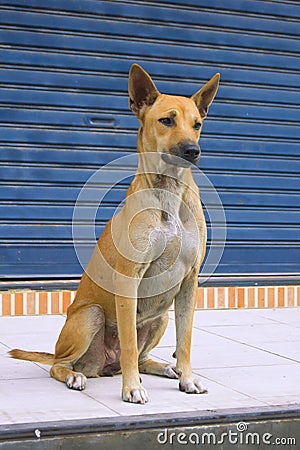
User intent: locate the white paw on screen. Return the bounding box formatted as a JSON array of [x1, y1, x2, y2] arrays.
[[122, 386, 149, 404], [179, 378, 208, 394], [163, 364, 179, 379], [66, 373, 87, 391]]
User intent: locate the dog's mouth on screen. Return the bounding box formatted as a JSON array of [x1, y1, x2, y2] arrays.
[[161, 144, 201, 168], [161, 153, 194, 168]]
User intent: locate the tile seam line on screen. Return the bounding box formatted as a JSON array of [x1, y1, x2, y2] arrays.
[[81, 391, 121, 416], [191, 327, 300, 364], [193, 362, 297, 369], [152, 352, 299, 368], [253, 316, 300, 326], [192, 370, 270, 406]]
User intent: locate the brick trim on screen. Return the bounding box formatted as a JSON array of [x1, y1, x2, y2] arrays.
[[0, 290, 76, 316], [0, 286, 299, 316]]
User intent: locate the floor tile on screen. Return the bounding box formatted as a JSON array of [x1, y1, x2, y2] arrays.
[[256, 308, 300, 329], [0, 315, 64, 355], [199, 364, 300, 401], [198, 323, 300, 345], [0, 353, 48, 380], [158, 319, 233, 348], [256, 341, 300, 363], [0, 378, 117, 424], [257, 308, 300, 324], [192, 309, 274, 328], [258, 395, 300, 406], [84, 373, 264, 416], [1, 333, 57, 355], [0, 343, 8, 355], [0, 315, 65, 335], [152, 339, 296, 370]]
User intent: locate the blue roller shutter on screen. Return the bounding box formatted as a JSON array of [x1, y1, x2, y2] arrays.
[[0, 0, 299, 281]]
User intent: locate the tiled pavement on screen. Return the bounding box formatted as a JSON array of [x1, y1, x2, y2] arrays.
[[0, 308, 299, 425]]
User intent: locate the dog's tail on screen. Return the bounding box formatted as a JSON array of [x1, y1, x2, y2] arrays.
[[9, 349, 54, 365]]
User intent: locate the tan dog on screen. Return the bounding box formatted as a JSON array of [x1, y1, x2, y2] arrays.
[[10, 65, 220, 404]]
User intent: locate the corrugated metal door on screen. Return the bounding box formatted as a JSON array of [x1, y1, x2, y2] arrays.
[[0, 0, 299, 281]]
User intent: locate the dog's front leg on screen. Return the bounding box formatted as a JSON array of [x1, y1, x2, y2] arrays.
[[174, 269, 207, 394], [115, 291, 149, 404]]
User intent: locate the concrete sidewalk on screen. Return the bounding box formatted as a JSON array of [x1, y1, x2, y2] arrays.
[[0, 308, 300, 425]]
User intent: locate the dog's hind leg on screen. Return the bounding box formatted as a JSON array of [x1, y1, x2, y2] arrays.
[[138, 313, 178, 379], [50, 304, 105, 390]]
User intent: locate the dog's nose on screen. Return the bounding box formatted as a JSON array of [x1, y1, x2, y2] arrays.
[[181, 144, 200, 162]]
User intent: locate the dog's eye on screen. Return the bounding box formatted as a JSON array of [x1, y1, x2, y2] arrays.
[[159, 117, 175, 127], [193, 122, 201, 131]]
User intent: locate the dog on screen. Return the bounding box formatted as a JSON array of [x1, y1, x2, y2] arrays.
[[10, 64, 220, 404]]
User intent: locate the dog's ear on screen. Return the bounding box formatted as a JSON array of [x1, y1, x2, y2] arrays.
[[128, 64, 159, 116], [191, 73, 220, 119]]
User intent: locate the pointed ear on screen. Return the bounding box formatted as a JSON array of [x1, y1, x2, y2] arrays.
[[128, 64, 159, 116], [191, 73, 220, 119]]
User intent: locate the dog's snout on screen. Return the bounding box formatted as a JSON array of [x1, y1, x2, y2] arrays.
[[181, 144, 200, 162], [162, 143, 201, 168], [182, 145, 200, 158]]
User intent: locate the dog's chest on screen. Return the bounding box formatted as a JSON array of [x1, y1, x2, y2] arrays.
[[140, 214, 199, 288], [150, 215, 182, 255], [136, 215, 200, 322]]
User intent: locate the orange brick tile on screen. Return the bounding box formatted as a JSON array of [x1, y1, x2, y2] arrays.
[[197, 288, 204, 309], [268, 287, 275, 308], [248, 288, 255, 309], [2, 293, 11, 315], [51, 292, 60, 314], [217, 287, 225, 308], [63, 291, 71, 313], [237, 288, 245, 308], [278, 287, 285, 308], [288, 287, 294, 307], [39, 292, 48, 314], [26, 292, 36, 315], [228, 287, 236, 308], [258, 287, 265, 309], [15, 293, 23, 315], [207, 287, 215, 309]]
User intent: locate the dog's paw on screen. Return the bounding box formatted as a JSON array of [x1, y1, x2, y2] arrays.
[[122, 386, 149, 404], [163, 364, 179, 379], [179, 378, 208, 394], [66, 372, 87, 391]]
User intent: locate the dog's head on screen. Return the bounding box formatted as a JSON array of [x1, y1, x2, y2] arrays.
[[128, 64, 219, 167]]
